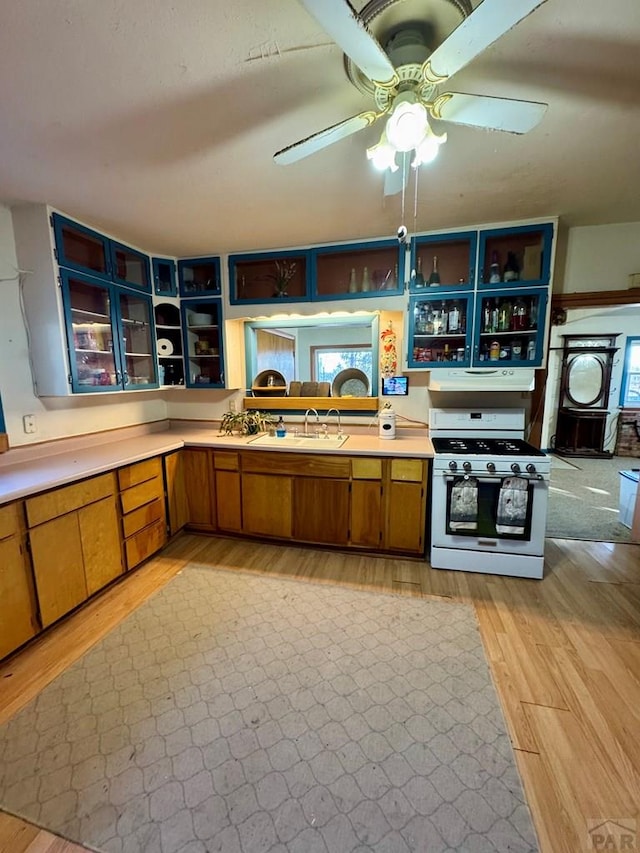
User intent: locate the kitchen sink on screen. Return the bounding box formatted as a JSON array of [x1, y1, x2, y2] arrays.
[[249, 434, 349, 449]]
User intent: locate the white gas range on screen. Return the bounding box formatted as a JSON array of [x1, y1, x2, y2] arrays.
[[429, 408, 551, 579]]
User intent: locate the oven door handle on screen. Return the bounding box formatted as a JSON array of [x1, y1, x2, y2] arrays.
[[440, 472, 547, 482]]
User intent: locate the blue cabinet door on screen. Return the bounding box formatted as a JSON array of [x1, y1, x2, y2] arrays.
[[407, 293, 474, 368], [152, 257, 177, 296], [472, 287, 548, 366], [52, 214, 112, 282], [409, 231, 477, 292], [229, 250, 310, 305], [110, 241, 152, 292], [181, 299, 225, 388], [478, 223, 554, 288], [178, 257, 222, 297], [311, 238, 405, 301]]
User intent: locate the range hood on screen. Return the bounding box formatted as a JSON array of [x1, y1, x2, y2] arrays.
[[427, 368, 536, 392]]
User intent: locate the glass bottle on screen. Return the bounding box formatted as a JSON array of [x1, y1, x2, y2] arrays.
[[511, 296, 528, 331], [348, 268, 358, 293], [415, 257, 425, 288], [428, 256, 441, 286], [448, 300, 461, 333], [489, 251, 501, 284], [483, 298, 496, 333], [529, 296, 539, 328], [361, 266, 371, 292], [503, 251, 520, 282], [497, 297, 512, 332]]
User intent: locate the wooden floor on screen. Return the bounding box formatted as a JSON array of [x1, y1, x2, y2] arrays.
[[1, 533, 639, 852]]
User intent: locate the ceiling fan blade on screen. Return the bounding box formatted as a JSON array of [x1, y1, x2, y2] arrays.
[[298, 0, 397, 85], [425, 0, 548, 84], [431, 93, 547, 134], [383, 154, 410, 197], [274, 110, 378, 165]]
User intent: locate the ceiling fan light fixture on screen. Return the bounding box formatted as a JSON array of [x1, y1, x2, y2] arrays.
[[366, 133, 399, 172], [385, 94, 429, 152], [412, 128, 447, 167]]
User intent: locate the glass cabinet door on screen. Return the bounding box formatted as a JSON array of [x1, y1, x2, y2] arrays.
[[408, 294, 473, 368], [62, 272, 121, 391], [478, 223, 554, 288], [178, 257, 222, 296], [312, 239, 404, 300], [229, 251, 308, 304], [111, 242, 151, 291], [152, 257, 177, 296], [410, 231, 477, 292], [117, 291, 157, 387], [473, 288, 548, 366], [53, 214, 111, 281], [182, 299, 224, 387]]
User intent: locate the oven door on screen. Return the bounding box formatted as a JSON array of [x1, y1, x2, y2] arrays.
[[431, 471, 548, 556]]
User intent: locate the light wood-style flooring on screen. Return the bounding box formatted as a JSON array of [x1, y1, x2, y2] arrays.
[[0, 533, 639, 852]]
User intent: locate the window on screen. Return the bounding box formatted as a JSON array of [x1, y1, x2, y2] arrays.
[[620, 337, 640, 407], [311, 345, 373, 386]]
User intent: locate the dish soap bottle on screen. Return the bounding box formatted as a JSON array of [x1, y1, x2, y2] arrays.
[[275, 416, 287, 438]]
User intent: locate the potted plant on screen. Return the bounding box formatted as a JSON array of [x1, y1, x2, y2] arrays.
[[267, 260, 297, 298], [219, 409, 276, 436]]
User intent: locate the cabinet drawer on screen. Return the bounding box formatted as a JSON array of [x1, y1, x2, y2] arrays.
[[120, 476, 164, 515], [351, 458, 382, 480], [390, 459, 424, 483], [125, 518, 167, 570], [122, 497, 165, 538], [214, 451, 240, 471], [118, 456, 163, 490], [242, 451, 350, 479], [26, 473, 116, 527], [0, 502, 22, 540]]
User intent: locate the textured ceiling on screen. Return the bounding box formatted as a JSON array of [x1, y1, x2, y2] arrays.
[[1, 0, 639, 256]]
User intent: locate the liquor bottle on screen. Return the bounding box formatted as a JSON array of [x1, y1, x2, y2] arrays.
[[489, 251, 501, 284], [443, 343, 450, 361], [503, 251, 520, 282], [448, 300, 461, 333], [497, 297, 512, 332], [428, 256, 441, 286], [529, 297, 538, 328], [511, 296, 528, 331], [415, 257, 425, 287], [348, 268, 358, 293], [527, 340, 536, 360], [361, 267, 371, 292]]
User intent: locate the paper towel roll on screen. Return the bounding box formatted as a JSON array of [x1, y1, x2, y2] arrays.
[[157, 338, 174, 356]]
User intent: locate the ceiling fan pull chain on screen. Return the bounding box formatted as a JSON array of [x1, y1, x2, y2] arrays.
[[413, 163, 419, 237]]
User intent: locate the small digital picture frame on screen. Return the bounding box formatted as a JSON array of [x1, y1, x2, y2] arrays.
[[381, 376, 409, 396]]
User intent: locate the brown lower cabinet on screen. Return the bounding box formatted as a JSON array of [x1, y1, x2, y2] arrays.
[[181, 447, 428, 556], [0, 502, 39, 658], [26, 472, 123, 627], [118, 458, 167, 570]]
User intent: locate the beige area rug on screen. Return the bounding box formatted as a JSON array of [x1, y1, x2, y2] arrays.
[[0, 566, 537, 852]]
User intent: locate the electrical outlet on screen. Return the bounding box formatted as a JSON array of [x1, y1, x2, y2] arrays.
[[229, 399, 237, 413], [23, 414, 37, 434]]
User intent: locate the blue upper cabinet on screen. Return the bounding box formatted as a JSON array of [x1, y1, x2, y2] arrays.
[[311, 238, 405, 301], [52, 213, 152, 291], [178, 257, 222, 297], [52, 213, 111, 281], [152, 257, 177, 296], [110, 241, 151, 291], [477, 222, 554, 289], [409, 231, 477, 293], [229, 250, 310, 305]]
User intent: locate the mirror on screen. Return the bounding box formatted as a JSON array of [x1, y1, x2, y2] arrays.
[[565, 353, 605, 407], [244, 315, 380, 398]]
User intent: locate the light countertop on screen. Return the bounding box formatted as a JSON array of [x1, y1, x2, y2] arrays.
[[0, 425, 434, 506]]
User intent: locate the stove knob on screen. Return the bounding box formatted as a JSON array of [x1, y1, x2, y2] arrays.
[[511, 462, 521, 474], [526, 463, 536, 475], [448, 460, 458, 471], [487, 462, 496, 473], [463, 461, 472, 473]]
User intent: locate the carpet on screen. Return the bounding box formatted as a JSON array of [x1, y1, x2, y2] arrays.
[[0, 566, 537, 853], [547, 454, 635, 542]]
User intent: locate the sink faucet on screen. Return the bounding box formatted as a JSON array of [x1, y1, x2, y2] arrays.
[[304, 408, 320, 437], [326, 407, 342, 437]]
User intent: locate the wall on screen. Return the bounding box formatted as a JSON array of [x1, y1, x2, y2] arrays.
[[561, 222, 640, 294]]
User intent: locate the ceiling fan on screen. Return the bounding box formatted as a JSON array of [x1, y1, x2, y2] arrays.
[[274, 0, 549, 190]]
